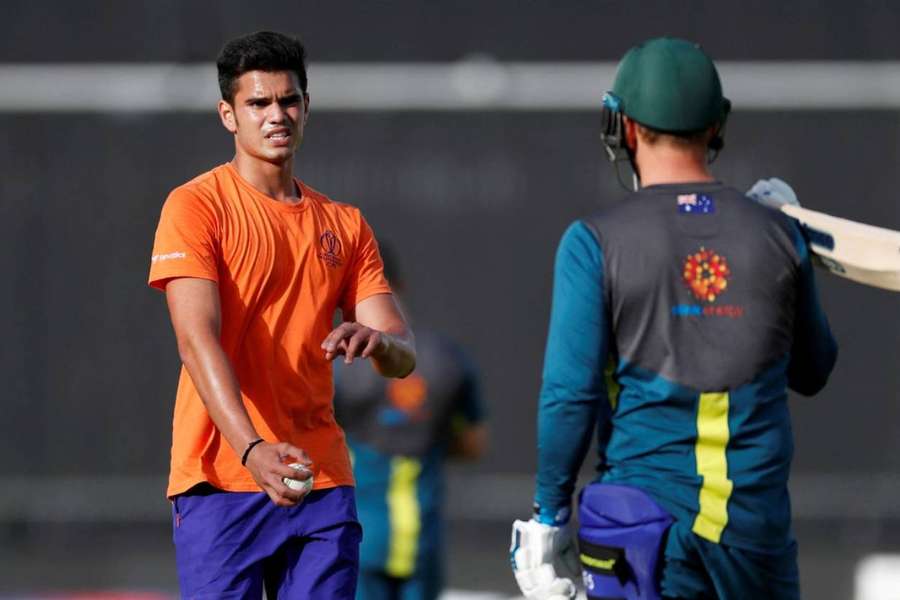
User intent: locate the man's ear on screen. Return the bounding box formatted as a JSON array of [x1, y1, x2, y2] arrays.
[[622, 115, 638, 151], [302, 93, 311, 126], [218, 99, 237, 134], [706, 123, 720, 148]]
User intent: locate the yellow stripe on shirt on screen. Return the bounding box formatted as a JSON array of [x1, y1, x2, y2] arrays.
[[604, 358, 621, 410], [385, 456, 422, 577], [692, 392, 733, 543]]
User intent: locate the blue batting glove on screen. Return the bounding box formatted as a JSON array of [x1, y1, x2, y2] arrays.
[[746, 177, 801, 210]]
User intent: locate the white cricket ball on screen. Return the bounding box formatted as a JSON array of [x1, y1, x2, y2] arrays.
[[283, 463, 314, 494]]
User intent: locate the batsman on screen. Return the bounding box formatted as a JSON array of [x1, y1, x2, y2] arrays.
[[511, 37, 838, 599]]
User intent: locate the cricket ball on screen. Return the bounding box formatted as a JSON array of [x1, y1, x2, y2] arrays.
[[283, 463, 314, 495]]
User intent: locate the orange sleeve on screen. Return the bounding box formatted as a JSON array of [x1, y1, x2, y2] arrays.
[[148, 187, 220, 291], [341, 212, 392, 313]]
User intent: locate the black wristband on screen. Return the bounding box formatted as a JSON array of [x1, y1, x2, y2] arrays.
[[241, 438, 265, 466]]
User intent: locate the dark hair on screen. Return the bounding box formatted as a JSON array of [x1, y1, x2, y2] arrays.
[[216, 31, 308, 103], [635, 123, 713, 149]]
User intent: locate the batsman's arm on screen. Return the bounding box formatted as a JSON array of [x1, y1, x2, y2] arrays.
[[746, 178, 837, 394], [165, 277, 310, 506], [787, 226, 838, 395], [535, 221, 612, 524]]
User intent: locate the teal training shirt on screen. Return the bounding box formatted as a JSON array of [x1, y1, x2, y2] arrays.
[[534, 183, 837, 553], [334, 330, 483, 575]]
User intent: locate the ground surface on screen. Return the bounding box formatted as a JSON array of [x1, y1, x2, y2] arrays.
[[2, 518, 897, 599]]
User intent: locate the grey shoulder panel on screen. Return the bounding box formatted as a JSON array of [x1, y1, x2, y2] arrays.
[[580, 215, 604, 245]]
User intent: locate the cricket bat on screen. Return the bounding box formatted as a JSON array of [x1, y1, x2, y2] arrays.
[[781, 204, 900, 291]]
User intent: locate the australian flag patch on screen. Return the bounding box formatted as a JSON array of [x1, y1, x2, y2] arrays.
[[677, 193, 715, 214]]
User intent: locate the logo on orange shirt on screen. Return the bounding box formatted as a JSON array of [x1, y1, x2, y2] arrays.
[[318, 231, 343, 267], [151, 251, 187, 263]]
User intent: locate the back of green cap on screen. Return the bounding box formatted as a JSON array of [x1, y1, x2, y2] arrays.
[[612, 37, 727, 133]]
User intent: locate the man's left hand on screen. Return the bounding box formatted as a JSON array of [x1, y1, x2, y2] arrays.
[[746, 177, 801, 210], [511, 518, 579, 600], [321, 322, 389, 364]]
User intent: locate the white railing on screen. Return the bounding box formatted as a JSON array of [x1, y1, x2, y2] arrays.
[[3, 60, 900, 112]]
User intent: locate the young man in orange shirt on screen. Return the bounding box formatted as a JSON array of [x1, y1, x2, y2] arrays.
[[148, 31, 415, 599]]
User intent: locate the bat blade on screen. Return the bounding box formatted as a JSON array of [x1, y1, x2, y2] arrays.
[[781, 204, 900, 292]]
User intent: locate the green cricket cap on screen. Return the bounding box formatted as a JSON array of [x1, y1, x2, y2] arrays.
[[612, 37, 728, 133]]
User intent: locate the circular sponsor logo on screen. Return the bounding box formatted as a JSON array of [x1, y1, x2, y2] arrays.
[[682, 247, 731, 303]]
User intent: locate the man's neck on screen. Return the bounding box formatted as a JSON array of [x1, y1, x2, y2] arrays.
[[635, 145, 714, 188], [231, 153, 300, 203]]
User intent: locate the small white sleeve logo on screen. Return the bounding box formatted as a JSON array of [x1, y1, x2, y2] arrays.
[[151, 251, 187, 263]]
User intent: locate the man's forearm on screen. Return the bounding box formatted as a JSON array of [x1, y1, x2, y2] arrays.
[[177, 331, 260, 456], [371, 330, 416, 378]]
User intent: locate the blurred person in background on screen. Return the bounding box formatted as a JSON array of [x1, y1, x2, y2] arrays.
[[334, 245, 487, 600], [510, 37, 837, 599], [148, 31, 415, 599]]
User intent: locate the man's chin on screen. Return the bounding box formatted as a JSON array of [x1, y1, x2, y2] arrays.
[[245, 148, 296, 166], [267, 150, 294, 163]]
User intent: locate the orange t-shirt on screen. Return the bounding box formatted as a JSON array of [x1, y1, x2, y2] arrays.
[[148, 163, 392, 498]]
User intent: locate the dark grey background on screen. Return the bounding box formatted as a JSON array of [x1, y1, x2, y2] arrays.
[[2, 110, 900, 479], [5, 0, 900, 62], [1, 2, 899, 598]]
